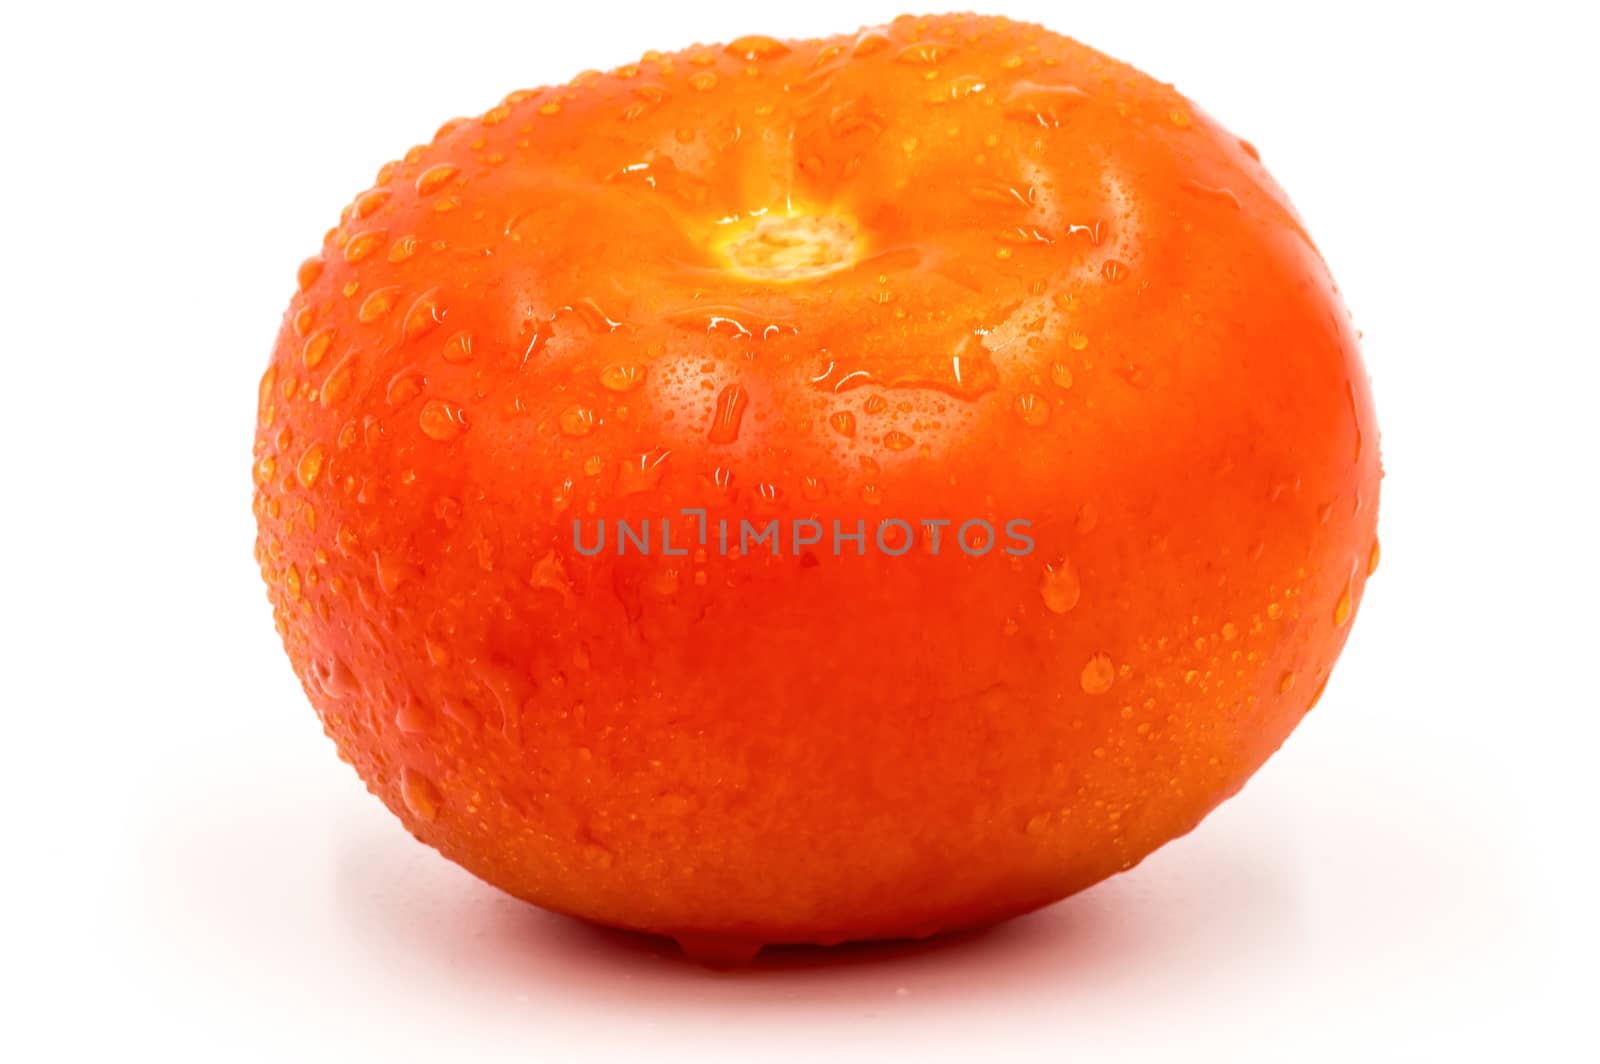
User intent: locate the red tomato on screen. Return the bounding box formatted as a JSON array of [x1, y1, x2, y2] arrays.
[[253, 13, 1380, 963]]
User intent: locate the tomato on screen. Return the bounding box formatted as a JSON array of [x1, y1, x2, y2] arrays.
[[253, 12, 1380, 963]]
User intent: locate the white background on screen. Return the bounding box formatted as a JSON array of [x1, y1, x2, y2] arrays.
[[5, 1, 1596, 1060]]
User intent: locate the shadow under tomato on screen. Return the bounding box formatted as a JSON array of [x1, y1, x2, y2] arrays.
[[327, 810, 1306, 1014]]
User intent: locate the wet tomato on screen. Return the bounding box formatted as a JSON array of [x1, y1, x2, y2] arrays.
[[254, 13, 1380, 962]]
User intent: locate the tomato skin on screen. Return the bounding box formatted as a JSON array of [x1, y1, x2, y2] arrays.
[[254, 13, 1379, 952]]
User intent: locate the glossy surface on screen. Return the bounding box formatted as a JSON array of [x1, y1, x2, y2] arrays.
[[253, 12, 1380, 960]]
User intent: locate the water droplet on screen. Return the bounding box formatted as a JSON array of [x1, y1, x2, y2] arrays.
[[353, 188, 391, 219], [296, 444, 325, 489], [1080, 654, 1115, 694], [1015, 392, 1049, 426], [1221, 622, 1239, 641], [559, 406, 595, 437], [1101, 260, 1128, 284], [418, 399, 467, 441], [322, 657, 360, 698], [828, 410, 857, 437], [530, 549, 572, 598], [814, 330, 998, 401], [296, 256, 324, 292], [690, 71, 718, 92], [708, 383, 749, 444], [894, 42, 955, 64], [357, 286, 401, 323], [1050, 362, 1074, 389], [400, 767, 441, 822], [1040, 559, 1080, 614], [343, 230, 385, 264], [724, 34, 789, 61], [1367, 540, 1381, 575], [852, 30, 891, 56], [1004, 82, 1089, 127], [1181, 179, 1242, 210], [1279, 672, 1297, 694], [564, 297, 624, 333], [395, 698, 434, 734], [301, 326, 335, 370], [424, 635, 452, 666], [601, 363, 645, 392], [618, 448, 670, 495], [415, 164, 460, 195], [320, 355, 356, 408], [403, 290, 443, 340], [387, 372, 422, 407], [882, 430, 914, 452], [1333, 578, 1353, 626], [929, 74, 986, 103], [442, 331, 473, 363]]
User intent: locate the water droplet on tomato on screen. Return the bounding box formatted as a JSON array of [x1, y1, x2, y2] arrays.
[[1333, 577, 1354, 626], [343, 230, 385, 264], [297, 256, 324, 292], [320, 355, 356, 408], [352, 187, 391, 219], [559, 406, 596, 437], [387, 372, 422, 407], [442, 331, 473, 363], [358, 286, 401, 324], [601, 363, 645, 392], [403, 290, 444, 340], [1040, 559, 1081, 614], [395, 698, 434, 734], [725, 34, 789, 61], [1004, 82, 1089, 127], [1015, 392, 1049, 426], [415, 164, 460, 195], [400, 767, 441, 822], [418, 399, 467, 441], [296, 444, 325, 489], [618, 449, 669, 494], [894, 42, 955, 64], [1181, 179, 1242, 210], [1081, 654, 1116, 694]]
